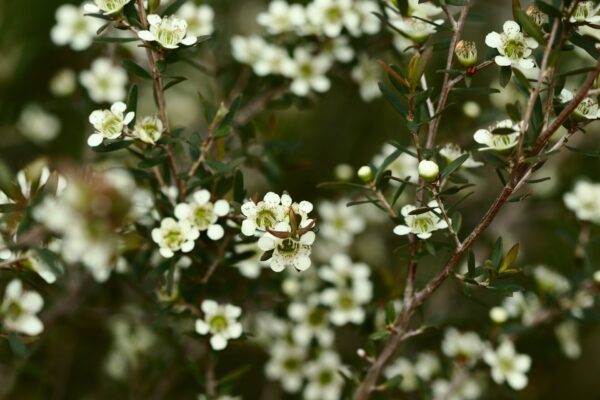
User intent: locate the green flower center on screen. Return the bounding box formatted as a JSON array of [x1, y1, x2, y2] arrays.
[[165, 229, 182, 248], [318, 369, 334, 385], [209, 315, 228, 333], [326, 7, 342, 22], [256, 208, 277, 230], [299, 64, 314, 78], [283, 357, 300, 371], [193, 204, 215, 230], [101, 115, 123, 138], [503, 38, 526, 60], [307, 308, 326, 326], [276, 238, 300, 257]]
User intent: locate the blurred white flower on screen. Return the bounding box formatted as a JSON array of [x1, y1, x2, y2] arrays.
[[564, 181, 600, 224], [321, 286, 368, 325], [49, 69, 77, 97], [288, 297, 334, 347], [483, 340, 531, 390], [252, 44, 295, 76], [80, 58, 128, 103], [533, 265, 571, 295], [195, 299, 243, 351], [233, 241, 268, 279], [177, 3, 214, 37], [322, 36, 354, 63], [51, 4, 103, 51], [151, 217, 199, 258], [559, 89, 600, 120], [570, 1, 600, 24], [104, 316, 155, 380], [286, 48, 333, 96], [175, 190, 230, 241], [473, 119, 520, 152], [87, 101, 135, 147], [439, 143, 483, 168], [372, 144, 419, 183], [318, 200, 366, 247], [352, 0, 381, 36], [303, 351, 344, 400], [231, 35, 269, 66], [351, 55, 382, 101], [432, 376, 482, 400], [555, 320, 581, 359], [393, 200, 449, 240], [441, 328, 484, 364], [462, 101, 481, 118], [306, 0, 359, 37], [414, 352, 440, 381], [265, 341, 306, 393], [18, 104, 61, 143], [257, 0, 306, 34], [90, 0, 132, 15], [138, 14, 198, 49], [1, 279, 44, 336], [485, 21, 538, 69], [384, 358, 418, 391]]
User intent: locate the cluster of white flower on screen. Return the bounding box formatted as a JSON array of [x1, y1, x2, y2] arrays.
[[152, 189, 230, 258], [241, 192, 316, 272], [384, 352, 442, 392], [87, 102, 136, 147], [34, 169, 144, 282]]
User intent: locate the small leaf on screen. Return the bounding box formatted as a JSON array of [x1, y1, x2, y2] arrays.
[[379, 82, 408, 116], [499, 66, 512, 88], [385, 302, 396, 325], [515, 8, 546, 45], [316, 182, 368, 191], [490, 237, 503, 269], [441, 154, 470, 179], [122, 59, 152, 80], [499, 243, 520, 274]]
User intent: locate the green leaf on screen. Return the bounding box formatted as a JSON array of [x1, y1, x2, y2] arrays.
[[8, 333, 27, 356], [490, 237, 503, 269], [446, 0, 468, 5], [163, 76, 187, 91], [441, 154, 469, 179], [566, 146, 600, 158], [515, 8, 546, 45], [451, 211, 462, 234], [499, 243, 520, 274], [317, 182, 369, 191], [385, 302, 396, 325], [94, 36, 138, 44], [122, 59, 152, 80], [491, 127, 517, 135], [397, 0, 409, 16], [92, 140, 134, 153], [451, 87, 501, 95], [233, 170, 245, 203], [213, 96, 243, 138], [375, 149, 402, 186], [138, 155, 167, 168], [534, 1, 562, 18], [467, 250, 476, 274], [570, 32, 600, 60], [369, 330, 391, 341], [379, 82, 408, 116], [499, 66, 512, 88]]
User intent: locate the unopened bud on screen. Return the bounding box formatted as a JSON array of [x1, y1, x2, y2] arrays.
[[455, 40, 478, 67], [357, 165, 373, 182], [489, 306, 508, 324], [418, 160, 439, 182], [357, 348, 367, 358]]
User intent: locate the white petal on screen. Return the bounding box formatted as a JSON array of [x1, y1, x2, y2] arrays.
[[123, 112, 135, 125], [207, 224, 224, 240], [473, 129, 491, 145], [193, 189, 211, 205], [227, 322, 243, 339], [507, 372, 528, 390], [181, 36, 198, 46], [16, 315, 44, 336], [111, 101, 127, 113], [393, 225, 411, 236], [210, 334, 228, 350], [485, 31, 502, 48], [138, 30, 156, 41], [518, 58, 535, 69], [495, 55, 513, 66], [213, 200, 230, 216], [241, 220, 257, 236], [87, 133, 104, 147], [195, 319, 209, 334], [503, 20, 521, 35], [147, 14, 162, 25], [20, 292, 44, 313], [202, 300, 218, 314]]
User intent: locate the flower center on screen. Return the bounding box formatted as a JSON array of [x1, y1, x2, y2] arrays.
[[307, 308, 326, 326], [318, 369, 334, 385], [276, 238, 300, 257], [256, 208, 277, 230], [193, 203, 215, 230], [503, 38, 526, 60], [326, 7, 342, 22], [299, 63, 314, 78], [101, 115, 124, 137], [409, 214, 436, 233], [165, 229, 183, 248], [283, 357, 301, 371], [573, 2, 593, 22], [209, 315, 228, 333]]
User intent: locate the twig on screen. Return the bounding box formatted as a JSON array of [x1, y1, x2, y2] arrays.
[[201, 235, 232, 284]]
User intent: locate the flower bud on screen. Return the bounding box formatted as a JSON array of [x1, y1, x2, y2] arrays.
[[357, 166, 373, 182], [526, 5, 547, 27], [455, 40, 478, 67], [133, 115, 164, 144], [489, 306, 508, 324], [356, 348, 367, 358], [418, 160, 439, 182], [334, 164, 354, 181], [594, 270, 600, 284]]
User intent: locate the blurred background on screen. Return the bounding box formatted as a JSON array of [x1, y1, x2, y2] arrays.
[[1, 0, 600, 399]]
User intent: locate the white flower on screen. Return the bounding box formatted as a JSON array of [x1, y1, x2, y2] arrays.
[[258, 222, 316, 272], [319, 254, 372, 298], [393, 17, 441, 43], [351, 55, 382, 101], [372, 144, 419, 183], [322, 36, 354, 63], [441, 328, 485, 364], [473, 119, 520, 152], [18, 104, 61, 143], [252, 45, 295, 77], [555, 320, 581, 359], [138, 14, 197, 49], [485, 21, 539, 69], [570, 1, 600, 24], [533, 265, 571, 295], [265, 341, 306, 393], [432, 376, 482, 400], [306, 0, 359, 37], [90, 0, 131, 15], [484, 340, 531, 390], [27, 252, 63, 284], [1, 280, 44, 336], [195, 300, 243, 351], [318, 200, 366, 247], [440, 143, 483, 168], [564, 181, 600, 224], [418, 159, 439, 182], [257, 1, 306, 34], [393, 200, 449, 240], [51, 4, 103, 51], [321, 286, 367, 325], [384, 358, 419, 391], [231, 35, 269, 65], [414, 352, 440, 381], [132, 115, 164, 144], [151, 217, 199, 258], [49, 69, 77, 97], [489, 306, 509, 323], [87, 101, 135, 147], [233, 241, 268, 279], [80, 58, 128, 103], [175, 190, 230, 241], [352, 0, 381, 36], [286, 48, 333, 96], [241, 192, 292, 236], [176, 3, 214, 37], [287, 297, 334, 347], [559, 89, 600, 120], [303, 351, 344, 400]]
